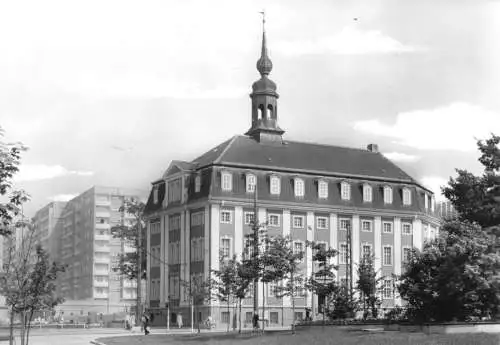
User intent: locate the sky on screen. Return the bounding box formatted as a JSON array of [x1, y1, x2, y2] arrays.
[[1, 0, 499, 216]]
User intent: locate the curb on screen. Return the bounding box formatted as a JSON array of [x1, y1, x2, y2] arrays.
[[90, 341, 105, 345]]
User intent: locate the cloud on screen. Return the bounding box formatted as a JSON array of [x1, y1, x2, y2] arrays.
[[353, 102, 500, 152], [420, 176, 449, 201], [383, 152, 420, 163], [48, 194, 77, 202], [14, 164, 94, 182], [274, 26, 418, 56]]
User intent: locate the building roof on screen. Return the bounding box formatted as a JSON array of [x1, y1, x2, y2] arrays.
[[192, 135, 419, 184]]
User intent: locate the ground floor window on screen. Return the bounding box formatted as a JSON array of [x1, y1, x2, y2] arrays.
[[294, 312, 303, 321], [245, 312, 253, 324], [221, 311, 230, 324], [270, 312, 279, 324]]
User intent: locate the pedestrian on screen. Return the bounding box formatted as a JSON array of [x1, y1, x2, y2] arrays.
[[177, 313, 183, 329], [252, 313, 259, 332], [142, 313, 150, 335]]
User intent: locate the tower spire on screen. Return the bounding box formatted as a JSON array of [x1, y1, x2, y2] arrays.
[[256, 10, 272, 76], [245, 12, 285, 143]]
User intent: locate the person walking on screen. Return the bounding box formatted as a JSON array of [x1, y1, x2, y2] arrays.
[[177, 313, 183, 329], [142, 313, 150, 335]]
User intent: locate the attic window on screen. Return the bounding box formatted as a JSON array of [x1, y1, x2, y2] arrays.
[[340, 182, 351, 201], [195, 175, 201, 193], [318, 180, 328, 199], [384, 186, 393, 204], [294, 178, 305, 197], [153, 185, 159, 204], [221, 171, 232, 191], [246, 174, 256, 193], [403, 188, 412, 206], [270, 175, 281, 195]]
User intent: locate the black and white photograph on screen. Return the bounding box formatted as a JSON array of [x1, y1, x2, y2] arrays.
[[0, 1, 499, 344]]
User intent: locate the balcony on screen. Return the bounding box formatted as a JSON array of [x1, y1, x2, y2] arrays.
[[95, 234, 111, 241], [122, 279, 137, 288], [94, 280, 109, 287]]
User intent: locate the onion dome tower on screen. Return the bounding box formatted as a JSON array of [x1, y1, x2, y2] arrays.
[[245, 15, 285, 143]]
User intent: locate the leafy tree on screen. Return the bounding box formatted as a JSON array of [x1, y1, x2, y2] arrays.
[[181, 274, 212, 333], [265, 235, 304, 334], [1, 224, 65, 345], [306, 241, 338, 325], [398, 220, 500, 323], [443, 134, 500, 229], [110, 198, 146, 323], [356, 255, 383, 319], [234, 260, 253, 333], [0, 126, 29, 236], [329, 285, 357, 320]]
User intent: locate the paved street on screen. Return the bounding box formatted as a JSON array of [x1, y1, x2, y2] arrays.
[[0, 328, 132, 345]]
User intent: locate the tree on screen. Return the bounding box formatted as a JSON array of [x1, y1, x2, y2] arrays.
[[356, 255, 382, 320], [443, 134, 500, 229], [212, 254, 239, 332], [234, 260, 253, 333], [0, 223, 65, 345], [181, 274, 212, 333], [0, 126, 29, 236], [110, 198, 146, 324], [306, 241, 338, 325], [398, 220, 500, 323], [265, 235, 304, 334]]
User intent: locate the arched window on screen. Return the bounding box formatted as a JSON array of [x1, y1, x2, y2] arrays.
[[258, 104, 264, 120], [267, 104, 274, 119]]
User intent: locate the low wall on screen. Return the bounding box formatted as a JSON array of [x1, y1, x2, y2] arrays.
[[384, 323, 500, 334]]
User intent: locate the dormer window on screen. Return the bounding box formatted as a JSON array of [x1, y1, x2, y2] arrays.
[[341, 182, 351, 200], [246, 174, 256, 193], [363, 184, 372, 202], [153, 185, 159, 204], [318, 180, 328, 199], [294, 178, 305, 197], [403, 188, 412, 205], [221, 171, 232, 191], [270, 175, 281, 195], [195, 175, 201, 193], [383, 186, 393, 204], [424, 193, 429, 209]]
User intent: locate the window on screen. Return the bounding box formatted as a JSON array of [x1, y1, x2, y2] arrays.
[[246, 174, 256, 193], [270, 176, 281, 195], [244, 212, 255, 225], [424, 193, 429, 209], [339, 243, 348, 264], [294, 178, 305, 197], [244, 239, 254, 259], [220, 238, 231, 259], [191, 212, 204, 226], [403, 247, 412, 264], [316, 216, 328, 229], [383, 222, 393, 233], [341, 182, 351, 200], [292, 215, 304, 228], [221, 311, 230, 324], [245, 312, 253, 323], [403, 188, 412, 205], [361, 220, 372, 232], [268, 214, 280, 227], [363, 184, 372, 202], [339, 218, 351, 231], [383, 246, 392, 265], [362, 244, 371, 259], [318, 180, 328, 199], [195, 175, 201, 193], [293, 242, 304, 261], [220, 210, 232, 224], [168, 179, 182, 202], [221, 172, 232, 191], [382, 279, 393, 299], [383, 186, 393, 204], [270, 312, 279, 324], [269, 282, 279, 297], [402, 223, 412, 235], [153, 185, 159, 204], [150, 221, 161, 234]]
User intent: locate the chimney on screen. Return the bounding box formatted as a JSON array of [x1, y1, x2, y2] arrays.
[[367, 144, 379, 153]]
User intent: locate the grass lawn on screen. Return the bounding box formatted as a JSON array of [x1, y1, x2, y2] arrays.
[[96, 327, 500, 345]]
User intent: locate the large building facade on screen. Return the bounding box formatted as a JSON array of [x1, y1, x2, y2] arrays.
[[51, 186, 142, 315], [144, 28, 441, 327]]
